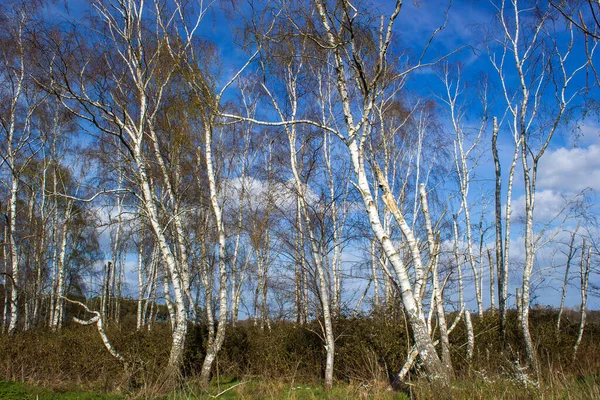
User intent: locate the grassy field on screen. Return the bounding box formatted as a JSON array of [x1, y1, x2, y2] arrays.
[[1, 310, 599, 399], [2, 373, 599, 400]]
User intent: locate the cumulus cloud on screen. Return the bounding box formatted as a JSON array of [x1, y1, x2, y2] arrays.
[[538, 144, 600, 192], [511, 190, 574, 223], [569, 120, 600, 147]]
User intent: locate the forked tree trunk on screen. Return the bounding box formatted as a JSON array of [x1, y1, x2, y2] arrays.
[[139, 157, 188, 372], [352, 144, 450, 387], [310, 0, 451, 383]]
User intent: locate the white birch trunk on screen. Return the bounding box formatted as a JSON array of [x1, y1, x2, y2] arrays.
[[199, 123, 229, 386], [453, 217, 472, 360], [7, 175, 19, 334], [371, 238, 380, 309], [350, 142, 449, 386], [62, 296, 125, 364], [136, 238, 145, 331], [573, 243, 590, 360], [5, 22, 26, 334], [162, 265, 176, 333], [1, 227, 6, 333], [309, 0, 450, 384], [136, 143, 189, 371], [557, 226, 579, 332], [420, 184, 452, 375], [324, 132, 343, 316], [289, 125, 336, 390], [520, 147, 538, 375], [148, 127, 194, 317], [465, 310, 474, 360], [51, 200, 72, 330], [487, 249, 496, 311]]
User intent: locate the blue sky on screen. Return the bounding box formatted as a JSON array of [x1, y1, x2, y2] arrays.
[[393, 0, 600, 309], [55, 0, 600, 313]]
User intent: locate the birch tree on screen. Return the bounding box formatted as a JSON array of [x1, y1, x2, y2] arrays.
[[0, 0, 46, 333], [572, 238, 591, 360], [225, 0, 454, 387], [556, 224, 580, 332], [309, 0, 452, 386], [44, 0, 208, 374], [438, 62, 487, 317], [488, 0, 594, 372]]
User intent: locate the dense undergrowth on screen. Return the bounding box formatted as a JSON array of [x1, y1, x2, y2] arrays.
[[1, 308, 599, 398]]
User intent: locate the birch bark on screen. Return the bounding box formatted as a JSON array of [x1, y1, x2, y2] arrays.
[[557, 225, 580, 332], [573, 241, 590, 360]]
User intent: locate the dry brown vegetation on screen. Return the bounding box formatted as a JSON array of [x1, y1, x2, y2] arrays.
[[1, 308, 599, 398]]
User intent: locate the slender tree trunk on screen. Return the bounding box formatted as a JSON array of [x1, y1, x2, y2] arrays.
[[500, 141, 519, 338], [294, 206, 304, 324], [487, 249, 496, 312], [516, 288, 522, 325], [8, 173, 19, 334], [162, 265, 176, 333], [137, 151, 188, 371], [557, 226, 579, 332], [371, 238, 380, 309], [295, 198, 308, 325], [1, 228, 6, 333], [520, 143, 539, 375], [148, 127, 194, 317], [492, 117, 505, 328], [453, 217, 471, 358], [230, 179, 245, 327], [462, 187, 483, 318], [102, 262, 112, 324], [465, 310, 474, 360], [573, 243, 590, 360], [145, 252, 159, 331], [200, 230, 215, 340], [290, 125, 336, 390], [136, 239, 145, 331], [111, 170, 123, 324], [199, 123, 229, 386], [324, 132, 343, 317], [420, 184, 453, 375], [32, 184, 46, 329], [352, 145, 449, 387], [51, 200, 72, 330]]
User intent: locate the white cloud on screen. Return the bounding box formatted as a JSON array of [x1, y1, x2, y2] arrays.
[[538, 144, 600, 192], [511, 190, 573, 223], [568, 120, 600, 147]]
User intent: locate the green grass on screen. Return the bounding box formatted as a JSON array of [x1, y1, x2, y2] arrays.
[[0, 379, 407, 400], [152, 376, 407, 399], [4, 375, 600, 399], [0, 381, 124, 400]]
